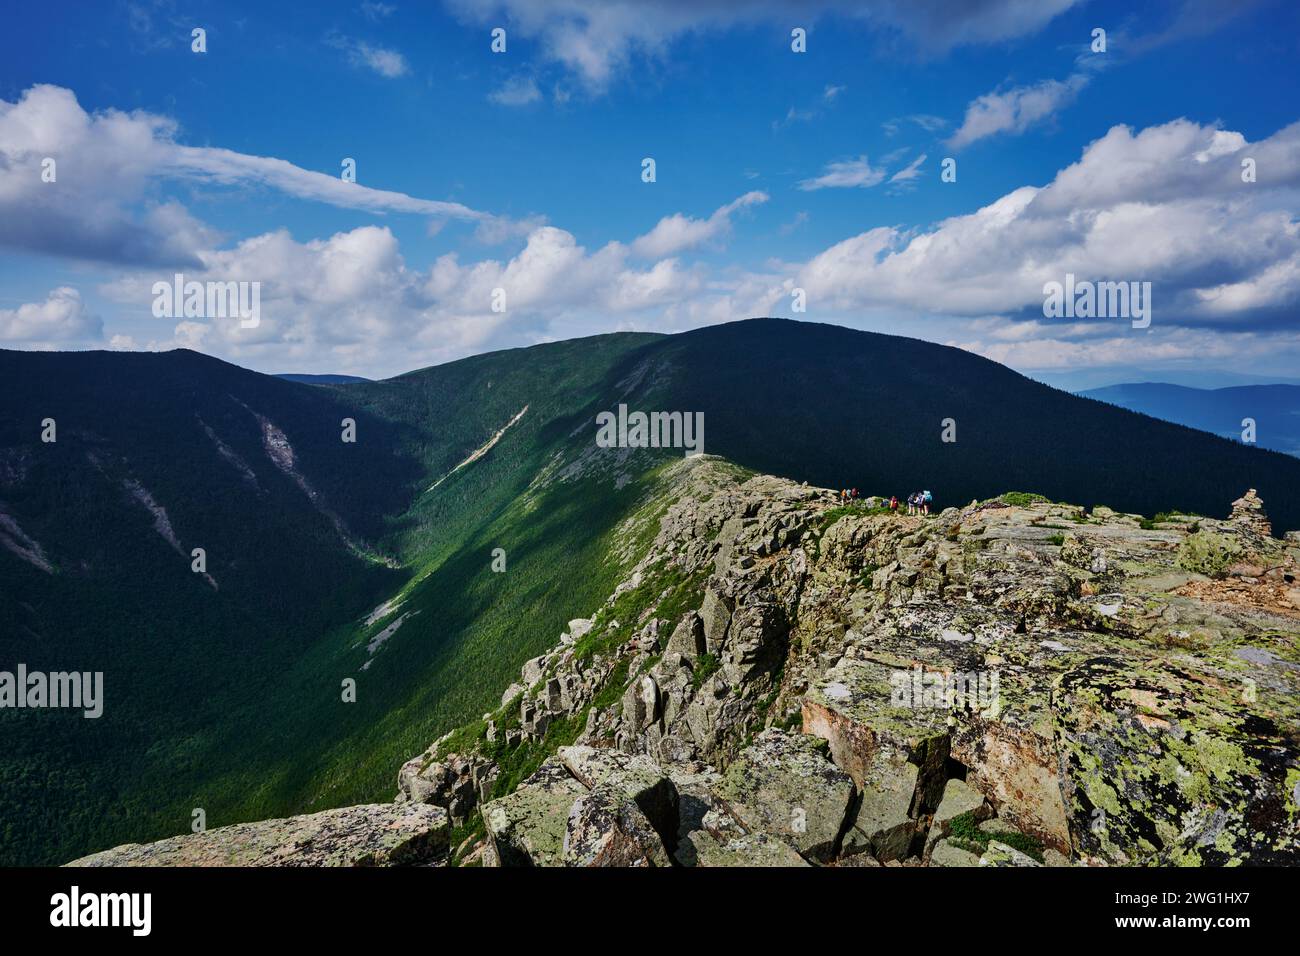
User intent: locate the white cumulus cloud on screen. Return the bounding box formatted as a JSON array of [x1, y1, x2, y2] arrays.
[[631, 192, 769, 258], [0, 287, 101, 343], [793, 118, 1300, 327]]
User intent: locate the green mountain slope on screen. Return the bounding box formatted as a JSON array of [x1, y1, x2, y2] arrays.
[[0, 335, 666, 864], [0, 348, 422, 864]]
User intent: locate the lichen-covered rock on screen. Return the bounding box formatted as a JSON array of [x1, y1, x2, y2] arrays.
[[521, 656, 546, 687], [933, 777, 988, 829], [481, 759, 585, 867], [680, 804, 811, 867], [929, 839, 981, 867], [666, 611, 707, 660], [389, 462, 1300, 869], [620, 673, 661, 732], [715, 728, 855, 862], [563, 783, 671, 867], [67, 804, 449, 867], [1055, 656, 1300, 866], [802, 658, 950, 806], [396, 748, 497, 826], [700, 587, 732, 653], [690, 828, 812, 867], [1177, 529, 1247, 577], [980, 840, 1042, 867], [842, 762, 919, 861], [557, 745, 679, 847], [951, 696, 1071, 854]]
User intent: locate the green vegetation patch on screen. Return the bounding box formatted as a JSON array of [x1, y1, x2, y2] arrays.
[[692, 652, 721, 688], [1000, 492, 1049, 507], [576, 557, 707, 662], [435, 718, 488, 762], [947, 811, 1045, 863]]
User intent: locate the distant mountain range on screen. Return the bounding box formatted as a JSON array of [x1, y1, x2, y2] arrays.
[[1081, 382, 1300, 457], [1034, 367, 1300, 392], [6, 318, 1300, 864]]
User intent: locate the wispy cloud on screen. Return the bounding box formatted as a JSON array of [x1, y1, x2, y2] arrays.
[[943, 0, 1263, 153], [797, 156, 886, 191], [772, 105, 817, 131], [773, 83, 849, 130], [889, 153, 927, 184], [123, 0, 187, 52], [359, 1, 396, 21], [326, 32, 409, 78], [445, 0, 1081, 91], [947, 73, 1089, 149], [0, 85, 503, 269], [488, 76, 542, 106], [166, 145, 484, 220], [779, 211, 810, 235], [882, 113, 947, 137]]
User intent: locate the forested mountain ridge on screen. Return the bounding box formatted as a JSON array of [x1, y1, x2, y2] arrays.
[[628, 320, 1300, 533]]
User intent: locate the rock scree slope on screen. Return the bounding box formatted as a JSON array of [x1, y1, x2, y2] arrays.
[[72, 459, 1300, 867]]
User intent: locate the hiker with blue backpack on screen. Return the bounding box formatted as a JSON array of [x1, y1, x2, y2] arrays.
[[904, 490, 933, 515]]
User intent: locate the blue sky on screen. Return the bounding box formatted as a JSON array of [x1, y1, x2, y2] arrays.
[[1, 0, 1298, 382]]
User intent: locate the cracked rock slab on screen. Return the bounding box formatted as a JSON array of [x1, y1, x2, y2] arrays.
[[564, 783, 672, 867], [803, 658, 951, 824], [482, 759, 586, 867], [929, 838, 982, 867], [714, 728, 855, 862], [67, 803, 449, 867], [683, 805, 811, 867], [557, 745, 679, 846], [842, 762, 919, 862]]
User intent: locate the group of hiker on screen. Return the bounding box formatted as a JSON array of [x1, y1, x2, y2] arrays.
[[838, 487, 934, 515], [904, 490, 933, 515]]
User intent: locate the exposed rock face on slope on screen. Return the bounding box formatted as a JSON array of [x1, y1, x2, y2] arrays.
[[401, 459, 1300, 867]]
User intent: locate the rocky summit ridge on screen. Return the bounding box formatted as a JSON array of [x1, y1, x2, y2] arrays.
[[69, 459, 1300, 867]]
